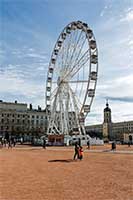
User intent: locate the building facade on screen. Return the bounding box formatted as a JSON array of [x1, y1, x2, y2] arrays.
[[86, 101, 133, 142], [0, 100, 133, 142], [0, 100, 46, 139]]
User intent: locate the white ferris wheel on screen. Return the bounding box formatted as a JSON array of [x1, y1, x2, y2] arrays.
[[45, 21, 98, 136]]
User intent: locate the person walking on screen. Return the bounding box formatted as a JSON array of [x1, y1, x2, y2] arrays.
[[111, 141, 116, 151], [128, 135, 132, 147], [5, 131, 10, 148], [73, 142, 79, 160], [0, 136, 3, 148], [87, 140, 90, 149], [79, 146, 83, 160], [1, 137, 4, 147], [43, 138, 46, 149], [13, 137, 16, 147], [8, 139, 12, 149]]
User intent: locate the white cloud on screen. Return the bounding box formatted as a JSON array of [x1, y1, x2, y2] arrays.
[[24, 53, 46, 59], [120, 9, 133, 22], [0, 70, 46, 107]]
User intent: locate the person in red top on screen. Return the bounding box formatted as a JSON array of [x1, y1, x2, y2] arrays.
[[79, 146, 83, 160]]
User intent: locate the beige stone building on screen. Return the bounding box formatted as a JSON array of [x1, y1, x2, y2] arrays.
[[0, 100, 46, 139], [85, 102, 133, 142]]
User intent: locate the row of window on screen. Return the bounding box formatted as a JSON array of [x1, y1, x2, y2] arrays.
[[31, 115, 44, 119], [0, 126, 45, 131], [0, 114, 27, 118], [0, 114, 45, 119], [0, 119, 45, 124]]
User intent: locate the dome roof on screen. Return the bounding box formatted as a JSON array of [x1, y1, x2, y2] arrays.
[[104, 102, 111, 112]]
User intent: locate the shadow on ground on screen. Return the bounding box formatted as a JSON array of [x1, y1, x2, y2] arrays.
[[48, 159, 73, 163]]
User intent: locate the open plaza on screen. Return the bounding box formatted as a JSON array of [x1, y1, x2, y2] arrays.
[[0, 144, 133, 200]]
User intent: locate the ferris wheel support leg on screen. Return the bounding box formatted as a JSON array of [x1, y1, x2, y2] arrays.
[[81, 124, 92, 140]]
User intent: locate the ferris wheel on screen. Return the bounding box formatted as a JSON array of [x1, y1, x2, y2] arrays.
[[46, 21, 98, 135]]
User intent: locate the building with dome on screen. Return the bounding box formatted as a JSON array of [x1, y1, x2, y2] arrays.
[[86, 101, 133, 142]]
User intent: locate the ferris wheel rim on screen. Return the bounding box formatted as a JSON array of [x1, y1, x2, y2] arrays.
[[46, 21, 98, 119]]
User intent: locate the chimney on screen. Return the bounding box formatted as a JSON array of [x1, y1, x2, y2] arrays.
[[29, 104, 32, 110], [38, 106, 41, 111], [15, 100, 17, 104]]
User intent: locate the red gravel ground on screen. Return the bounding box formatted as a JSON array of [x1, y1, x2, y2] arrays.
[[0, 145, 133, 200]]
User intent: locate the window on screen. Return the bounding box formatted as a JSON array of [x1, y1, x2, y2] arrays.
[[32, 115, 34, 118]]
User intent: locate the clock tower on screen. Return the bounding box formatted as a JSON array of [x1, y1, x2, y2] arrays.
[[103, 100, 112, 141]]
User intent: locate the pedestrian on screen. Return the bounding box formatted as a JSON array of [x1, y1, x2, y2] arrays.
[[43, 138, 46, 149], [8, 139, 12, 148], [111, 141, 116, 151], [0, 136, 3, 148], [13, 137, 16, 147], [8, 134, 12, 149], [11, 136, 14, 147], [87, 140, 90, 149], [1, 137, 4, 147], [73, 142, 79, 160], [128, 135, 132, 147], [5, 131, 9, 143], [78, 138, 81, 146], [20, 137, 23, 145], [79, 146, 83, 160]]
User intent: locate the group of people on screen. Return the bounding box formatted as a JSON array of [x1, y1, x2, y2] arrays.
[[0, 132, 16, 148], [73, 142, 83, 160]]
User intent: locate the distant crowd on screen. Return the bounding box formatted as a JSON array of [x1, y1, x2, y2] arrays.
[[0, 132, 17, 148]]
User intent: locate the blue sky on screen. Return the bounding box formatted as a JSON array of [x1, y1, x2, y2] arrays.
[[0, 0, 133, 124]]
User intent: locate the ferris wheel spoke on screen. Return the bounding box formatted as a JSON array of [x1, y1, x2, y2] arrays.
[[71, 45, 97, 77], [70, 33, 87, 68], [63, 48, 90, 81], [62, 30, 76, 71], [54, 31, 74, 77], [66, 30, 78, 60], [63, 32, 86, 79], [66, 30, 83, 69], [70, 53, 90, 79], [50, 86, 58, 101]]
